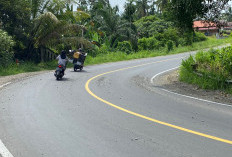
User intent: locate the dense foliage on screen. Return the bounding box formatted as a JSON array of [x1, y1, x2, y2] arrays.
[[117, 41, 133, 54], [134, 15, 173, 38], [0, 29, 15, 67]]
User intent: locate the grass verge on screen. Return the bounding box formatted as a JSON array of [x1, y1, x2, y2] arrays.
[[85, 36, 231, 65], [179, 46, 232, 94]]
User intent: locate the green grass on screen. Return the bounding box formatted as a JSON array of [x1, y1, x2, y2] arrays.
[[179, 65, 232, 94], [85, 36, 231, 65], [0, 61, 56, 76], [0, 36, 231, 76]]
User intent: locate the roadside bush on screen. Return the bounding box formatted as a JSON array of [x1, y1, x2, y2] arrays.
[[181, 55, 195, 72], [178, 32, 206, 46], [194, 32, 207, 42], [97, 43, 111, 54], [183, 32, 193, 46], [163, 28, 179, 47], [0, 29, 15, 67], [166, 40, 174, 52], [153, 33, 164, 43], [138, 31, 179, 51], [180, 46, 232, 92], [138, 36, 163, 50], [178, 38, 187, 46], [146, 37, 159, 50], [117, 41, 132, 54], [138, 37, 147, 50]]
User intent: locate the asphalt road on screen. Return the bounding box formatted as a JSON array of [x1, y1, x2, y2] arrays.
[[0, 52, 232, 157]]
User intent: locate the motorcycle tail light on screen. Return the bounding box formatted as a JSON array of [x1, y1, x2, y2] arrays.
[[58, 65, 62, 68]]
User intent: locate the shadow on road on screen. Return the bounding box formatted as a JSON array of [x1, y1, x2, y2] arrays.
[[70, 70, 89, 73], [57, 77, 71, 81]]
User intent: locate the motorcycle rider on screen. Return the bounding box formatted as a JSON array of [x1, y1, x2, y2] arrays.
[[78, 48, 86, 64], [73, 48, 86, 63], [56, 50, 68, 73]]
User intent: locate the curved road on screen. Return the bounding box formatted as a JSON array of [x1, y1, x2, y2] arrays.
[[0, 52, 232, 157]]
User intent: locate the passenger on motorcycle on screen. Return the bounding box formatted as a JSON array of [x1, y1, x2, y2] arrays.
[[73, 48, 86, 63], [72, 49, 80, 64]]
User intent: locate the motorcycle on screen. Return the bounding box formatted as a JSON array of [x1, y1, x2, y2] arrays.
[[54, 64, 65, 80], [73, 53, 87, 72], [74, 61, 83, 72]]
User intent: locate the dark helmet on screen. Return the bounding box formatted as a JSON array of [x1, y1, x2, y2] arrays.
[[61, 50, 66, 59], [61, 50, 66, 54], [79, 48, 82, 52]]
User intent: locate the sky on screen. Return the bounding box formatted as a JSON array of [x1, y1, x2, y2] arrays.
[[109, 0, 127, 13]]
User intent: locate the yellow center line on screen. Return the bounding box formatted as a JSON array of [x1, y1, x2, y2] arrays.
[[85, 57, 232, 145]]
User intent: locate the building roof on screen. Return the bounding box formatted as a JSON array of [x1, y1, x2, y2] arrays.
[[193, 21, 217, 28]]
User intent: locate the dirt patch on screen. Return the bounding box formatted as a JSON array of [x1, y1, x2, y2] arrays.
[[154, 69, 232, 105]]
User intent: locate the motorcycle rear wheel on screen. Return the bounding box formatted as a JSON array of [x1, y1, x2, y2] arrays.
[[56, 71, 60, 80]]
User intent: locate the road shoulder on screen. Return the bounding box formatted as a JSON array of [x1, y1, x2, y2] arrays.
[[0, 71, 51, 89], [154, 69, 232, 105]]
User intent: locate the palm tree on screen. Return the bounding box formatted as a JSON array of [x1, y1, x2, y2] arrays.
[[30, 0, 77, 19], [123, 0, 136, 23], [27, 12, 90, 61], [155, 0, 169, 13], [135, 0, 150, 19], [31, 0, 48, 19], [94, 5, 137, 48]]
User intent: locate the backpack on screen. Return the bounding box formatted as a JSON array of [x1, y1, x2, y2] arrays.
[[73, 52, 80, 59]]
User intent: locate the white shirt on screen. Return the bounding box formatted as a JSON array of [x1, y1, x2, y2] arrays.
[[56, 55, 68, 66]]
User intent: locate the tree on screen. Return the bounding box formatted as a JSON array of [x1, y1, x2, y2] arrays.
[[0, 0, 31, 51], [135, 0, 150, 19], [31, 12, 90, 51], [0, 29, 15, 67], [76, 0, 88, 11], [123, 0, 136, 23], [149, 0, 157, 15], [31, 0, 50, 19], [91, 2, 137, 49], [155, 0, 169, 13], [134, 15, 173, 38], [223, 7, 232, 22], [0, 0, 81, 60], [25, 1, 91, 60], [169, 0, 230, 33]]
